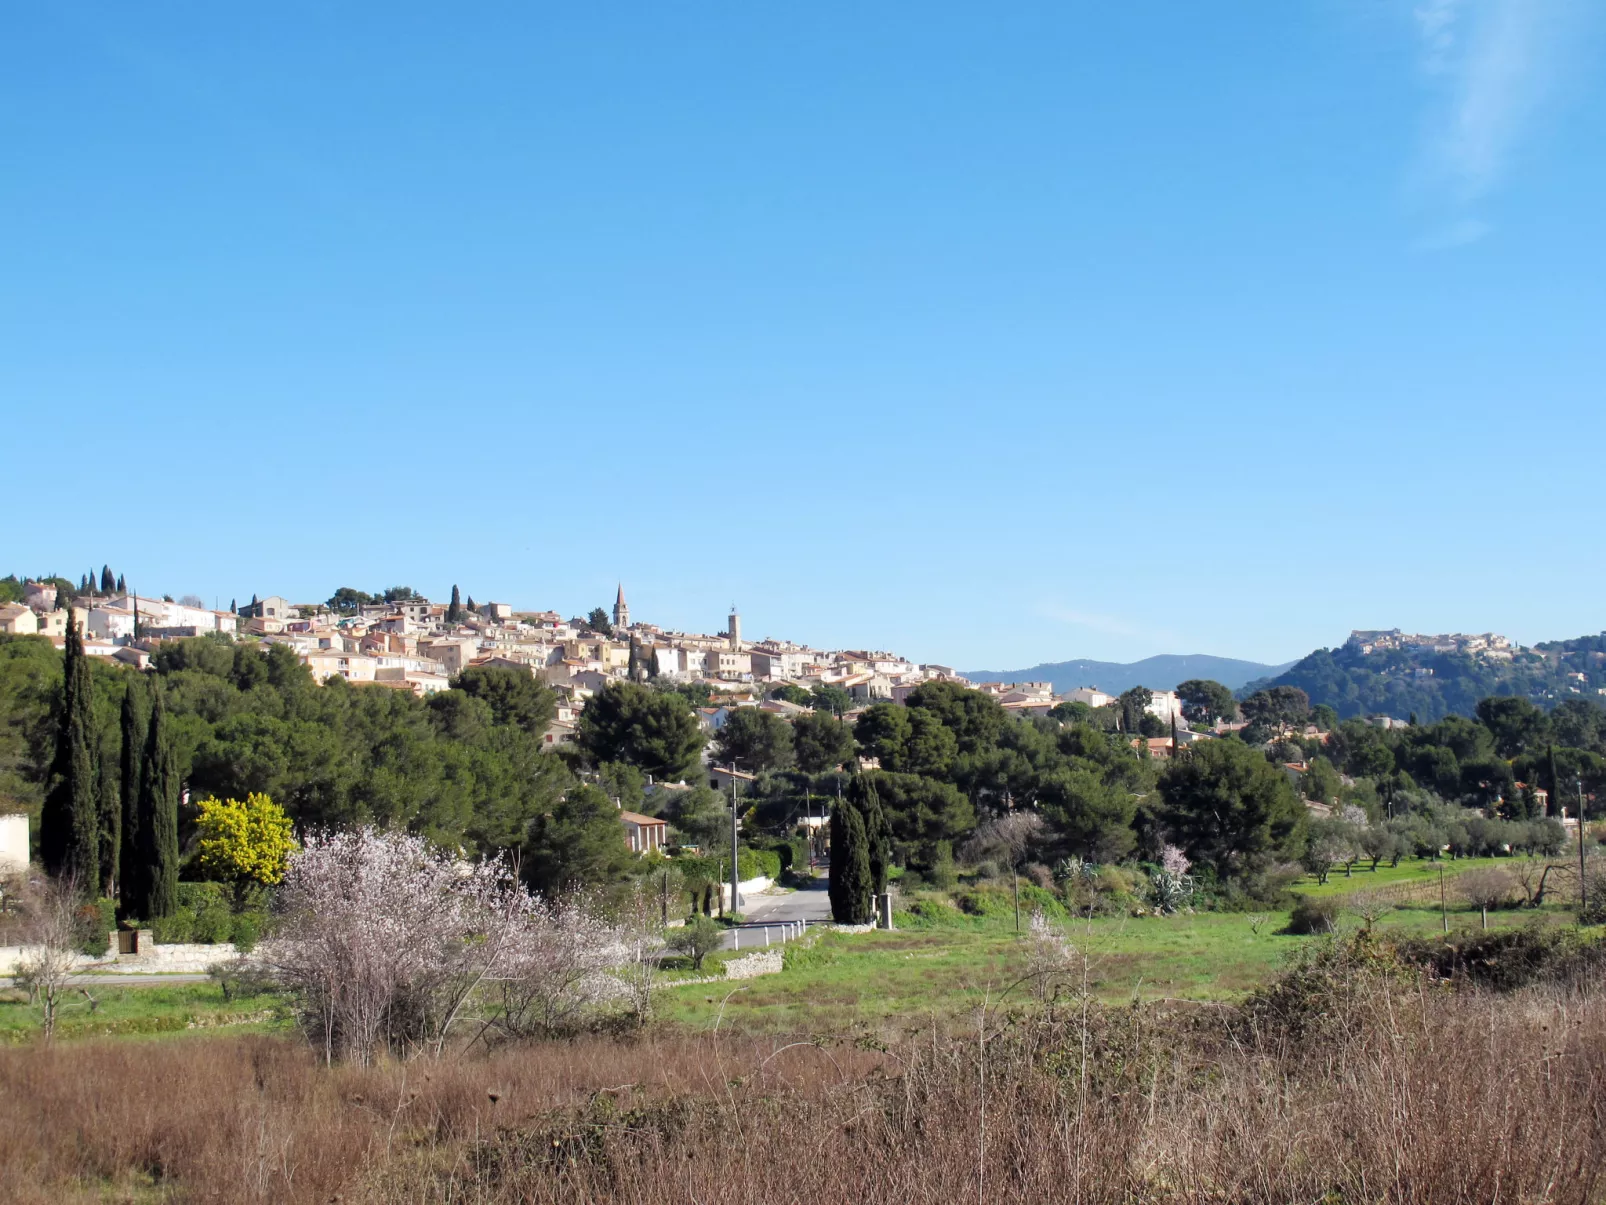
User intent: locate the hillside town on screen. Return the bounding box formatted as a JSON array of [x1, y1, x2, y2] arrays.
[[0, 578, 1220, 763], [1346, 628, 1520, 660]]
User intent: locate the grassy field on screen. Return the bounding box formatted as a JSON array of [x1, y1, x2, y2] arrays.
[[0, 856, 1576, 1045], [1290, 854, 1517, 897], [659, 895, 1571, 1034], [0, 980, 289, 1043]]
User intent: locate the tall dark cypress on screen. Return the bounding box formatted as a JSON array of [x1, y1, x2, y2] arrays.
[[95, 725, 120, 896], [119, 677, 149, 914], [1547, 743, 1561, 818], [40, 619, 99, 890], [116, 573, 126, 594], [100, 565, 115, 593], [828, 803, 873, 924], [447, 584, 462, 623], [850, 774, 891, 896], [135, 684, 180, 919]]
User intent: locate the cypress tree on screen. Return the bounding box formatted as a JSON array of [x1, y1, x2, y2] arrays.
[[116, 573, 126, 594], [447, 584, 462, 623], [229, 598, 236, 614], [119, 677, 149, 914], [851, 773, 891, 896], [828, 803, 873, 924], [134, 685, 180, 919], [100, 565, 114, 593], [1548, 743, 1561, 818], [40, 619, 99, 890], [95, 726, 119, 896], [466, 594, 476, 613]]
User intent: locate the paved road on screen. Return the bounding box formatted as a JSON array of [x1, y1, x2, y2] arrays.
[[719, 875, 832, 950], [0, 972, 213, 989]]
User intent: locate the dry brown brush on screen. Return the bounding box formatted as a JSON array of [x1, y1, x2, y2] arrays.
[[2, 933, 1605, 1204]]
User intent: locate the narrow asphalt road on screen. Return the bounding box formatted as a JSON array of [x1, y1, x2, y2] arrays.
[[0, 972, 213, 989], [718, 875, 832, 950]]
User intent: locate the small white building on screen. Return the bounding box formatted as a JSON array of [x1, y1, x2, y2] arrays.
[[619, 810, 668, 855], [1064, 687, 1114, 709], [0, 604, 38, 636], [0, 813, 28, 873]]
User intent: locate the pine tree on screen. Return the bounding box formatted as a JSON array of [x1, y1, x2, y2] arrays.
[[95, 726, 120, 896], [447, 584, 462, 623], [39, 619, 99, 891], [134, 685, 180, 919], [100, 565, 114, 593], [522, 784, 633, 894], [828, 803, 873, 923], [118, 677, 149, 914]]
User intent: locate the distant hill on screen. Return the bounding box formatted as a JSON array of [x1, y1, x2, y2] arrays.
[[1242, 633, 1606, 723], [965, 654, 1291, 696]]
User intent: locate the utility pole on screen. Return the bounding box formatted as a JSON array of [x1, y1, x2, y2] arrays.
[[1578, 777, 1588, 921], [730, 764, 741, 922]]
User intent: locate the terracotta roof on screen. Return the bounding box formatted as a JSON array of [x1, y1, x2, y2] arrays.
[[618, 811, 664, 826]]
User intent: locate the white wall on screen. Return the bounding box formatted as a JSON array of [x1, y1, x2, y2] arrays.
[[0, 813, 28, 873]]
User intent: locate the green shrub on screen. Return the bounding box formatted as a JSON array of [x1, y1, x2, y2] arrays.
[[1392, 925, 1605, 990], [1285, 894, 1342, 936], [738, 848, 782, 881], [1018, 882, 1068, 917], [207, 958, 278, 1002], [895, 895, 967, 929], [928, 841, 958, 891], [665, 914, 724, 970], [151, 909, 196, 944], [230, 911, 266, 953], [769, 837, 808, 879], [177, 883, 233, 944], [74, 898, 116, 956]]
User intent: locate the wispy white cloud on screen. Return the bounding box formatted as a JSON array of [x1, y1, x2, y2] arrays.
[[1407, 0, 1593, 244], [1415, 0, 1464, 76]]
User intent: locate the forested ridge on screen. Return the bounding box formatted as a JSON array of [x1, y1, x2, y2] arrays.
[[1246, 633, 1606, 724]]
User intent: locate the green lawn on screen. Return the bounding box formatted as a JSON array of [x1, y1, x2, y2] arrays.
[[659, 899, 1571, 1035], [1292, 855, 1519, 898], [0, 981, 291, 1043]]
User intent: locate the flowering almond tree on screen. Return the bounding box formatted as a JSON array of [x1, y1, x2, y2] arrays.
[[269, 828, 631, 1064]]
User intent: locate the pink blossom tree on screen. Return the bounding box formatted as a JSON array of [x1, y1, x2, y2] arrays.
[[269, 828, 633, 1064]]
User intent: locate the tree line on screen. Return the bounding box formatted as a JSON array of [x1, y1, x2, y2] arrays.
[[5, 630, 1599, 918]]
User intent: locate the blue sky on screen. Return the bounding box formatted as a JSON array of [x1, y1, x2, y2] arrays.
[[4, 2, 1604, 670]]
